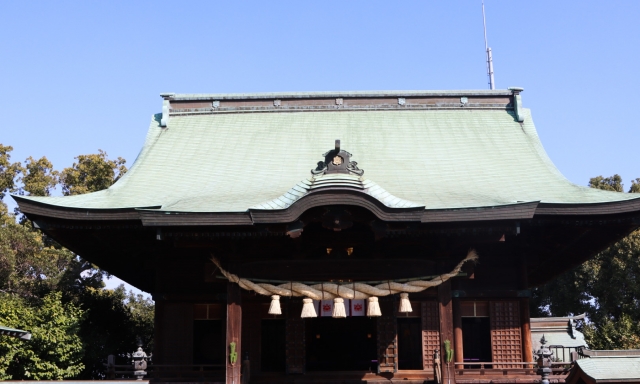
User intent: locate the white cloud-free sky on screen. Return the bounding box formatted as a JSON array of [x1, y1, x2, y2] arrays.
[[2, 1, 639, 294]]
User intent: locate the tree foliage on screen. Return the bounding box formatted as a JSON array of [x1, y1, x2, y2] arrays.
[[589, 174, 640, 193], [0, 220, 75, 299], [0, 143, 152, 379], [630, 178, 640, 194], [18, 156, 59, 197], [531, 174, 640, 350], [0, 292, 84, 380], [0, 145, 22, 201], [588, 174, 624, 192], [77, 286, 154, 378], [60, 150, 126, 196]]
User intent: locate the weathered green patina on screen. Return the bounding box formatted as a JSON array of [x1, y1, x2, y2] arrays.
[[16, 91, 640, 215]]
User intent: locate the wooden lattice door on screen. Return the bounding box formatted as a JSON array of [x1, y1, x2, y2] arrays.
[[421, 301, 441, 370], [489, 301, 522, 368], [377, 297, 397, 373], [285, 301, 305, 374]]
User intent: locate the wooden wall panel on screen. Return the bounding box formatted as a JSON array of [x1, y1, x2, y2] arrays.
[[490, 301, 522, 368], [153, 300, 165, 363], [161, 302, 193, 364], [377, 297, 398, 373], [421, 301, 440, 370], [285, 300, 305, 374], [242, 303, 262, 374]]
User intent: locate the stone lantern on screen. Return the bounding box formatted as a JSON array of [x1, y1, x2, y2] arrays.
[[129, 340, 152, 380], [534, 335, 553, 384]]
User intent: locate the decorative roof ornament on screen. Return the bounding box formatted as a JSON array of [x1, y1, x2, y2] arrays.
[[311, 140, 364, 176]]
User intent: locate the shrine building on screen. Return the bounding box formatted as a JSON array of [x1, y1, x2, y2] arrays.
[[14, 89, 640, 384]]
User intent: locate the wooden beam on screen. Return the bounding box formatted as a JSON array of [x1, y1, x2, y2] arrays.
[[452, 298, 463, 364], [438, 281, 456, 384], [226, 282, 242, 384]]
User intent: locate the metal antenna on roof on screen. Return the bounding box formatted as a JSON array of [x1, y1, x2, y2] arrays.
[[482, 0, 495, 90]]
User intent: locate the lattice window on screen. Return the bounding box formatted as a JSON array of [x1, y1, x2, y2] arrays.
[[421, 301, 440, 370], [490, 301, 522, 368]]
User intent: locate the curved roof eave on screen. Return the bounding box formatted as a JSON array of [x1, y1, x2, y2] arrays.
[[11, 102, 640, 222]]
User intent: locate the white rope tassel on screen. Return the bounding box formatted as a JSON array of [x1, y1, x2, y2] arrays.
[[268, 295, 281, 315], [300, 298, 317, 318], [399, 292, 412, 313], [367, 296, 381, 317], [333, 298, 347, 318]]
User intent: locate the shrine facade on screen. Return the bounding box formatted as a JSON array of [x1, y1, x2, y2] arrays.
[[15, 89, 640, 383]]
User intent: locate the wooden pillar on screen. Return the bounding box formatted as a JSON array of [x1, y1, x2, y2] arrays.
[[519, 253, 533, 363], [452, 298, 463, 364], [438, 281, 456, 384], [521, 298, 533, 363], [226, 283, 242, 384]]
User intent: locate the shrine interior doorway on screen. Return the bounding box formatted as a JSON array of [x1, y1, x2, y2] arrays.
[[397, 317, 423, 370], [305, 317, 377, 371], [462, 317, 492, 367], [261, 319, 286, 372]]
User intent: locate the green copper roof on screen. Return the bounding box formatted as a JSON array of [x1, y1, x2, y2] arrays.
[[575, 357, 640, 381], [251, 174, 422, 211], [0, 325, 31, 340], [18, 106, 639, 213]]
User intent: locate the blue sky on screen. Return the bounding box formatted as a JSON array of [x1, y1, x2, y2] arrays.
[[2, 1, 639, 293]]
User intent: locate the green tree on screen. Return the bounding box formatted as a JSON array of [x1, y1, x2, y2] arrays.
[[588, 174, 624, 192], [582, 314, 640, 350], [18, 156, 59, 197], [1, 145, 153, 379], [0, 220, 75, 299], [60, 150, 126, 196], [0, 144, 22, 201], [630, 178, 640, 193], [0, 292, 84, 380], [77, 286, 154, 379]]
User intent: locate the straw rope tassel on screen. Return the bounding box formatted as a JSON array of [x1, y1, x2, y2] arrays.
[[268, 295, 281, 315], [333, 298, 346, 318], [367, 297, 381, 317], [300, 298, 317, 318], [399, 292, 412, 313]]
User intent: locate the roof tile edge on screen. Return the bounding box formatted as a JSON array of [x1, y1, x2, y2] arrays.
[[162, 89, 518, 101]]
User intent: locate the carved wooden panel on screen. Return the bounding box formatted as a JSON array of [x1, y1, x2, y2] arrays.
[[285, 301, 305, 374], [377, 298, 397, 373], [490, 301, 522, 368], [421, 301, 440, 370]]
